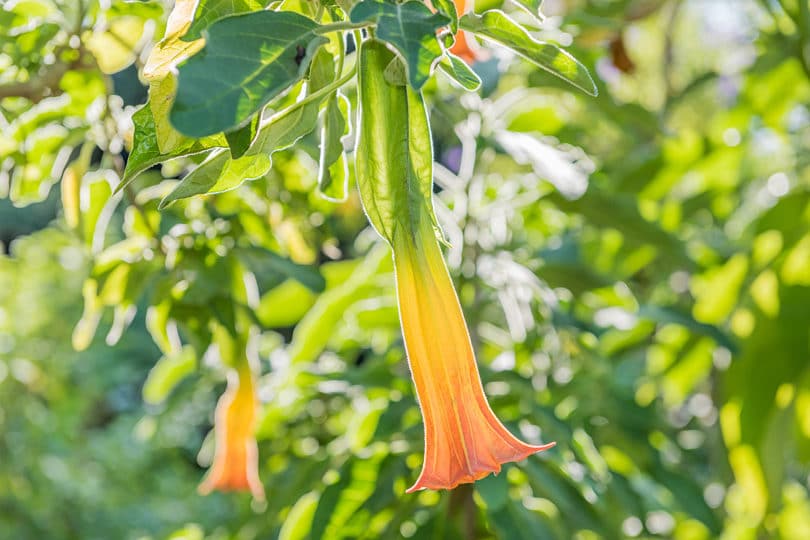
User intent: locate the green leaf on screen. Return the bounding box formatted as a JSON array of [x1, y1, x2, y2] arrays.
[[439, 52, 482, 91], [433, 0, 458, 33], [181, 0, 265, 42], [224, 113, 260, 159], [477, 474, 557, 540], [142, 0, 203, 82], [512, 0, 545, 21], [288, 246, 389, 364], [350, 0, 450, 89], [158, 148, 271, 208], [157, 48, 337, 207], [148, 76, 187, 154], [235, 246, 326, 293], [142, 346, 197, 405], [318, 92, 350, 202], [122, 105, 225, 188], [171, 10, 328, 137], [279, 491, 319, 540], [460, 10, 597, 96], [81, 170, 114, 248], [354, 39, 436, 245]]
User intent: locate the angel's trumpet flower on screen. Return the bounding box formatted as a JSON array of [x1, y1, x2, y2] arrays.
[[355, 39, 553, 492], [393, 213, 555, 493], [198, 362, 265, 501]]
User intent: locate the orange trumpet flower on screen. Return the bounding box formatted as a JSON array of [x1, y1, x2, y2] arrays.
[[393, 212, 555, 493], [198, 362, 265, 501]]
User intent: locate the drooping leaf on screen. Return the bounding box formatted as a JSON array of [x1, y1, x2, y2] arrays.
[[439, 51, 482, 91], [460, 10, 597, 96], [349, 0, 450, 89], [148, 76, 186, 154], [318, 92, 350, 202], [171, 10, 328, 137], [158, 148, 271, 208], [251, 46, 337, 155]]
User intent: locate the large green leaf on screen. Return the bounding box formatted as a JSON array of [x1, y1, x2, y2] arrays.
[[460, 10, 597, 96], [171, 10, 328, 137], [159, 49, 336, 206], [350, 0, 450, 89]]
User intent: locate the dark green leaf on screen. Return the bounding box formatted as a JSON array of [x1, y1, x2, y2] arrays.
[[350, 0, 450, 89], [171, 11, 328, 137], [159, 49, 337, 207], [433, 0, 458, 33], [235, 246, 326, 293]]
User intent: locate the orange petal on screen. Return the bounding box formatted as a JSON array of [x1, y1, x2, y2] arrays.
[[198, 364, 265, 501], [393, 215, 554, 493]]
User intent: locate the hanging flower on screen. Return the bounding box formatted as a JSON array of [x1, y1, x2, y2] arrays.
[[198, 362, 265, 501], [393, 212, 555, 493]]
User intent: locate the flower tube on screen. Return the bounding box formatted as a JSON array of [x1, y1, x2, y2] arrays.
[[394, 212, 554, 493], [198, 361, 265, 501]]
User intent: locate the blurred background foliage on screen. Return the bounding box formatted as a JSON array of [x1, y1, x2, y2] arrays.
[[2, 0, 810, 538]]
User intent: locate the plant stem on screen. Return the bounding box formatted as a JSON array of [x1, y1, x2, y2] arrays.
[[314, 21, 371, 35], [268, 64, 357, 124]]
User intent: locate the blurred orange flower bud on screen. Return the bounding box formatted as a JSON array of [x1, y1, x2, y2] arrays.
[[198, 363, 265, 501], [393, 213, 554, 493], [450, 0, 477, 64]]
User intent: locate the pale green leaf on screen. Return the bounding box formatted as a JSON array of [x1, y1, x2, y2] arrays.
[[460, 10, 597, 96]]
